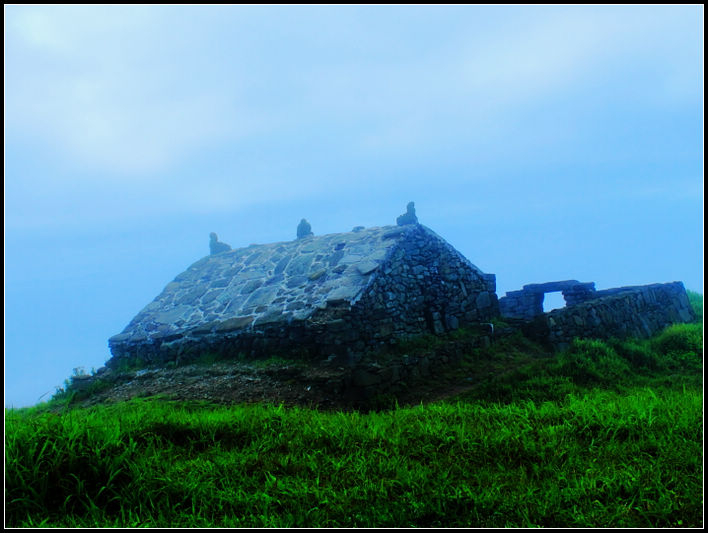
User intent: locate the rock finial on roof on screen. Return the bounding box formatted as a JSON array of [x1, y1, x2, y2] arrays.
[[396, 201, 418, 226], [209, 232, 231, 255], [297, 218, 314, 239]]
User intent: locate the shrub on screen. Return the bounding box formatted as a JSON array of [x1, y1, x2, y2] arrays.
[[650, 323, 703, 371], [552, 339, 630, 385], [607, 337, 660, 371]]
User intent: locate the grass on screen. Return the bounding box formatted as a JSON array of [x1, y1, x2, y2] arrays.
[[6, 387, 702, 528], [6, 295, 703, 528], [687, 289, 703, 323]]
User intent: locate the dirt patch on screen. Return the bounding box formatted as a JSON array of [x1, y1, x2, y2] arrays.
[[65, 329, 537, 411], [69, 361, 345, 408], [62, 356, 493, 411]]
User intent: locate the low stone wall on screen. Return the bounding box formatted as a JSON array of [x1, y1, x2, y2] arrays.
[[334, 326, 496, 403], [82, 326, 500, 409], [542, 282, 695, 349]]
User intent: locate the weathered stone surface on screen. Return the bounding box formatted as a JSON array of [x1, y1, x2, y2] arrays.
[[356, 261, 379, 275], [326, 284, 363, 302], [475, 291, 491, 309], [214, 316, 254, 332], [154, 305, 192, 324]]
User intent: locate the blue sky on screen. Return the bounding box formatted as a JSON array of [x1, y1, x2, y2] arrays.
[[5, 5, 703, 407]]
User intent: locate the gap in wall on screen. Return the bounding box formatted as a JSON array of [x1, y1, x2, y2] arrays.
[[543, 291, 566, 312]]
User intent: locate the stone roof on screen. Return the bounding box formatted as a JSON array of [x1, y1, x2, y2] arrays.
[[110, 224, 484, 347]]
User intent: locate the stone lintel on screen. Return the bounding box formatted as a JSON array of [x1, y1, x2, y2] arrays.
[[522, 280, 595, 293]]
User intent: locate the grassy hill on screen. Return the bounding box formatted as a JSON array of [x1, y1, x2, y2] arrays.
[[5, 292, 703, 527]]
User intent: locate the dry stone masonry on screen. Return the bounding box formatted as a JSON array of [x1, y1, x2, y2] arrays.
[[108, 204, 696, 394], [500, 281, 695, 349], [543, 282, 695, 349], [498, 280, 597, 320], [108, 222, 498, 368]]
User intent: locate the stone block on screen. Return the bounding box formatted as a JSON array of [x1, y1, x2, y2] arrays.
[[357, 261, 379, 275], [154, 305, 192, 325], [445, 315, 459, 330], [246, 286, 280, 307], [214, 316, 254, 332], [327, 284, 362, 302]]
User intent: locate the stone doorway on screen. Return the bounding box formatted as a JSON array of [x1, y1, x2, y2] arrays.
[[498, 280, 597, 320]]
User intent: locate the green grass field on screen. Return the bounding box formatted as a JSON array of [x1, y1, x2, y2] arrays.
[[5, 293, 703, 527]]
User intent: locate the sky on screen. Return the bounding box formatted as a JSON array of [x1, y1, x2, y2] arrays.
[[4, 5, 703, 408]]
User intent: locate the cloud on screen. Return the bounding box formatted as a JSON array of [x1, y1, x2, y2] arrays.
[[291, 6, 702, 162], [4, 5, 702, 223], [6, 6, 250, 178]]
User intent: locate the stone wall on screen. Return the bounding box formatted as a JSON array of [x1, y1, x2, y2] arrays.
[[343, 225, 498, 358], [540, 282, 695, 349], [498, 280, 596, 320], [311, 325, 497, 403]]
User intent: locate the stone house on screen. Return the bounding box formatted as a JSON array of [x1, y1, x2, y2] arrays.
[[108, 223, 499, 367]]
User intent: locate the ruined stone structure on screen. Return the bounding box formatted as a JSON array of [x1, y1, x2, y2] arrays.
[[500, 281, 695, 349], [544, 282, 695, 348], [108, 197, 696, 391], [498, 280, 597, 320], [108, 223, 498, 368]]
